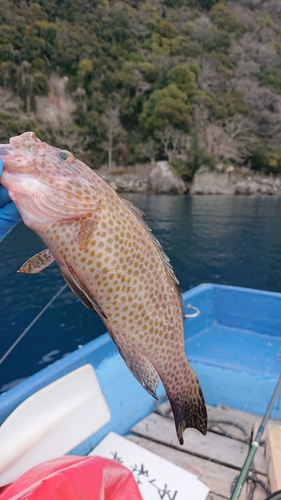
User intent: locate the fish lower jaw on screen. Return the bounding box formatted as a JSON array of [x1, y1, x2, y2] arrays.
[[1, 172, 39, 201]]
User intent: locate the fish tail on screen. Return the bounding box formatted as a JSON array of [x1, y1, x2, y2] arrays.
[[161, 362, 207, 444]]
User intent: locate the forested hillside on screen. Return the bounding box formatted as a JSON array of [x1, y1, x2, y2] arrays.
[[0, 0, 281, 175]]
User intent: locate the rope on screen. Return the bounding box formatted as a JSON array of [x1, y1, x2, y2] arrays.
[[0, 283, 68, 365], [208, 419, 251, 443], [231, 464, 271, 500], [155, 394, 274, 500]]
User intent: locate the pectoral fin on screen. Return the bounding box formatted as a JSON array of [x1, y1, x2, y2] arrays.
[[76, 216, 98, 251], [108, 329, 159, 399], [18, 248, 55, 274]]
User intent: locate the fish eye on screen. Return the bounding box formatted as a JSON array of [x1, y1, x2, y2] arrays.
[[58, 150, 74, 162]]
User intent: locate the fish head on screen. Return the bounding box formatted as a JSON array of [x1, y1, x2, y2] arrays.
[[0, 131, 91, 198], [0, 131, 80, 179], [0, 132, 95, 227], [0, 132, 44, 175]]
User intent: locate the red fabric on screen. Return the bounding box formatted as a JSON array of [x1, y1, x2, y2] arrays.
[[0, 456, 143, 500]]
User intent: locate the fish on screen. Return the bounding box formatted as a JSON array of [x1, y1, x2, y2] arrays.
[[0, 132, 207, 443]]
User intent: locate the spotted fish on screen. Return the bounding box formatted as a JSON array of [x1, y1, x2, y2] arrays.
[[0, 132, 207, 443]]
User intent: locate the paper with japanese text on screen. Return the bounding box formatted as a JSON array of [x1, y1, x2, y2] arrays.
[[90, 432, 209, 500]]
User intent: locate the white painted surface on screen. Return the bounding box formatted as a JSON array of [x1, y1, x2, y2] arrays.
[[0, 364, 111, 485], [91, 432, 209, 500]]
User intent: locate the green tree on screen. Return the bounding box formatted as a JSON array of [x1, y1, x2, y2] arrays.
[[155, 20, 178, 39], [6, 61, 49, 113], [262, 68, 281, 95], [167, 64, 197, 96], [139, 84, 190, 135], [209, 92, 250, 119], [77, 59, 94, 88], [0, 0, 280, 171], [209, 3, 246, 36], [197, 0, 219, 9]]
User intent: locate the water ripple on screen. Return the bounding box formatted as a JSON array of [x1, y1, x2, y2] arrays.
[[1, 194, 281, 390]]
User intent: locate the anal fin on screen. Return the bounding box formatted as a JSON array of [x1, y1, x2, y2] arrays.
[[18, 248, 55, 274], [108, 330, 159, 399]]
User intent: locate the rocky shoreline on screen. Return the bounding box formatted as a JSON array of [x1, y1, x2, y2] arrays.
[[98, 161, 281, 196], [191, 167, 281, 195], [99, 161, 186, 195]]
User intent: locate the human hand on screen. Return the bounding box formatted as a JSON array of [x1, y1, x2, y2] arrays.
[[0, 158, 22, 241]]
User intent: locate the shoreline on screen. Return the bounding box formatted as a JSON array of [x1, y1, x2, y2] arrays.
[[97, 162, 281, 196]]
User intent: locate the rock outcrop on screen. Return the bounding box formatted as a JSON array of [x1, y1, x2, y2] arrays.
[[99, 161, 187, 194], [99, 164, 281, 195], [190, 168, 235, 195], [234, 176, 281, 195], [190, 167, 281, 196], [148, 161, 186, 194], [99, 170, 150, 193]]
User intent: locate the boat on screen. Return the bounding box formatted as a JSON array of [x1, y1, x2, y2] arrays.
[[0, 283, 281, 498]]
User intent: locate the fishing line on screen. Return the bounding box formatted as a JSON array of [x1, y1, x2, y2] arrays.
[[198, 342, 281, 484], [230, 373, 281, 500], [0, 283, 68, 365]]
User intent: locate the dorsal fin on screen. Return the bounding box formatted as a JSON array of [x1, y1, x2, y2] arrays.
[[121, 198, 182, 301]]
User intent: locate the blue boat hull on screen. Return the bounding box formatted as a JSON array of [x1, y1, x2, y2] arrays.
[[184, 284, 281, 418], [1, 283, 280, 455]]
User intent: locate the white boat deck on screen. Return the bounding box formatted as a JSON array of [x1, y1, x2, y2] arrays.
[[126, 400, 280, 500]]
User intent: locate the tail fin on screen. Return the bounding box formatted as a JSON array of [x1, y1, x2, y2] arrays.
[[162, 364, 207, 444]]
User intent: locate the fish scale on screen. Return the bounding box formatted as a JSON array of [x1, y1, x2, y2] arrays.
[[0, 131, 207, 443]]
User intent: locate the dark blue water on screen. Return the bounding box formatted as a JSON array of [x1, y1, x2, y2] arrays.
[[1, 194, 281, 392]]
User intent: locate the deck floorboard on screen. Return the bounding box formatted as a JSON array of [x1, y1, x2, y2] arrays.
[[127, 403, 277, 500]]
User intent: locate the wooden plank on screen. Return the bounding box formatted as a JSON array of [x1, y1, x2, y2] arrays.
[[206, 493, 269, 500], [156, 402, 280, 443], [131, 413, 268, 475], [266, 425, 281, 491], [127, 435, 268, 500], [207, 406, 280, 428], [127, 434, 233, 497], [207, 406, 253, 442], [155, 399, 171, 417], [253, 419, 281, 446], [157, 400, 281, 428], [207, 494, 227, 500]]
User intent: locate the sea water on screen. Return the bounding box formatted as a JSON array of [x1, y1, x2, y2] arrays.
[[1, 194, 281, 391]]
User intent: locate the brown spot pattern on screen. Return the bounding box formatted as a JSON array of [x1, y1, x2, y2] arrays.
[[8, 132, 207, 443]]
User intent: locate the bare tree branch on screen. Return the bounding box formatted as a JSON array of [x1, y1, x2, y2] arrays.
[[138, 139, 159, 165], [101, 101, 122, 170], [155, 126, 184, 163]]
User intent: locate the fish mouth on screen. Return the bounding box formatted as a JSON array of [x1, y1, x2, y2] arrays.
[[0, 144, 13, 156], [0, 144, 23, 181], [0, 145, 14, 181]]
